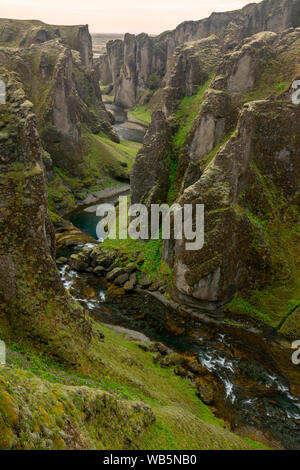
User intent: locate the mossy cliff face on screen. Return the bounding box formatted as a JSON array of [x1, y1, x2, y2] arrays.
[[0, 321, 266, 450], [0, 22, 131, 217], [0, 367, 154, 450], [0, 19, 93, 69], [131, 111, 172, 207], [172, 100, 300, 309], [0, 71, 262, 453], [99, 0, 300, 108], [0, 72, 91, 364]]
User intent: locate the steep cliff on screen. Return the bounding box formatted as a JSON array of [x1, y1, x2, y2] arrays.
[[100, 0, 300, 108], [0, 21, 136, 217], [0, 70, 92, 364], [0, 12, 283, 451], [0, 19, 93, 68], [131, 24, 300, 338]]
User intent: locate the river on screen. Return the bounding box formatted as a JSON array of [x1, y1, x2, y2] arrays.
[[59, 100, 300, 449], [104, 99, 146, 143]]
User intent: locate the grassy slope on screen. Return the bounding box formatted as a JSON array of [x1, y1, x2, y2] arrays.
[[48, 133, 140, 219], [167, 78, 213, 205], [129, 105, 153, 125], [0, 321, 265, 450], [172, 78, 212, 150]]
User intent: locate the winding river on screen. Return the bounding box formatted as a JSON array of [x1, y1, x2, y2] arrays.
[[104, 99, 146, 143], [60, 100, 300, 450]]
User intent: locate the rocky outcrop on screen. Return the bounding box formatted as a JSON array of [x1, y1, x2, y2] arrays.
[[213, 31, 278, 94], [170, 100, 300, 311], [102, 32, 169, 107], [131, 111, 172, 207], [130, 21, 300, 328], [177, 89, 237, 192], [0, 71, 91, 364], [0, 31, 124, 215], [0, 19, 93, 68], [100, 0, 300, 108], [161, 35, 222, 117]]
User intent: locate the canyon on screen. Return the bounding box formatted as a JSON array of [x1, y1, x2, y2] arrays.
[[0, 0, 299, 450]]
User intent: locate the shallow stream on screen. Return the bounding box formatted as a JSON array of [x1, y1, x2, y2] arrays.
[[59, 98, 300, 449]]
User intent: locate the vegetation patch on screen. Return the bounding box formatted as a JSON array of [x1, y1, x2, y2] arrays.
[[172, 78, 212, 150], [0, 322, 266, 450], [129, 105, 152, 125]]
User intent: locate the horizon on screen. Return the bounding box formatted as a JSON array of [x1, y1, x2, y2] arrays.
[[1, 0, 260, 35]]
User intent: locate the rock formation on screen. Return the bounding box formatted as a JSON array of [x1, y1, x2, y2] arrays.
[[0, 20, 134, 217], [0, 19, 93, 68], [131, 21, 300, 338], [100, 0, 300, 108], [131, 111, 172, 206], [0, 71, 91, 364]]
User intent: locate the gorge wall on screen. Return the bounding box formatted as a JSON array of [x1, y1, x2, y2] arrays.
[[99, 0, 300, 108], [130, 15, 300, 338], [0, 19, 134, 218], [0, 70, 92, 365]]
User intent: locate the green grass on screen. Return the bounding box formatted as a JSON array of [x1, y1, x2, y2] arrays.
[[0, 322, 267, 450], [172, 78, 212, 150], [102, 94, 114, 102], [48, 132, 139, 216], [226, 166, 300, 338], [101, 237, 164, 282], [99, 82, 113, 95], [129, 105, 152, 125], [167, 157, 178, 204], [99, 134, 141, 163]]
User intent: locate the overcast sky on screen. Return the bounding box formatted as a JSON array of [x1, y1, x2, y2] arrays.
[[1, 0, 260, 34]]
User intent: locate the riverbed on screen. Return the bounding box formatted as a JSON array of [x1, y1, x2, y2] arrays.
[[59, 261, 300, 449], [104, 99, 146, 143], [59, 98, 300, 449]]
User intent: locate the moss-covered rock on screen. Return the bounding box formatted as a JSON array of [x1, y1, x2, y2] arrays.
[[0, 71, 91, 364]]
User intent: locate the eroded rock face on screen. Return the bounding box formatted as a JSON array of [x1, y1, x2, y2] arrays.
[[177, 89, 237, 192], [98, 54, 113, 85], [171, 101, 300, 310], [130, 111, 172, 207], [0, 19, 93, 68], [0, 73, 91, 364], [129, 20, 300, 314], [214, 32, 278, 95], [161, 36, 222, 117], [100, 0, 300, 108], [103, 32, 169, 108], [1, 38, 117, 179]]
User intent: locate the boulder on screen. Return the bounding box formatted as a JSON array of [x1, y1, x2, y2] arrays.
[[69, 253, 90, 272], [124, 273, 137, 292], [106, 267, 126, 282], [93, 266, 106, 277], [114, 273, 129, 286], [139, 273, 152, 289]]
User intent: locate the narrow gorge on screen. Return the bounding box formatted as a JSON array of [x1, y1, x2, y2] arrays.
[[0, 0, 300, 451]]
